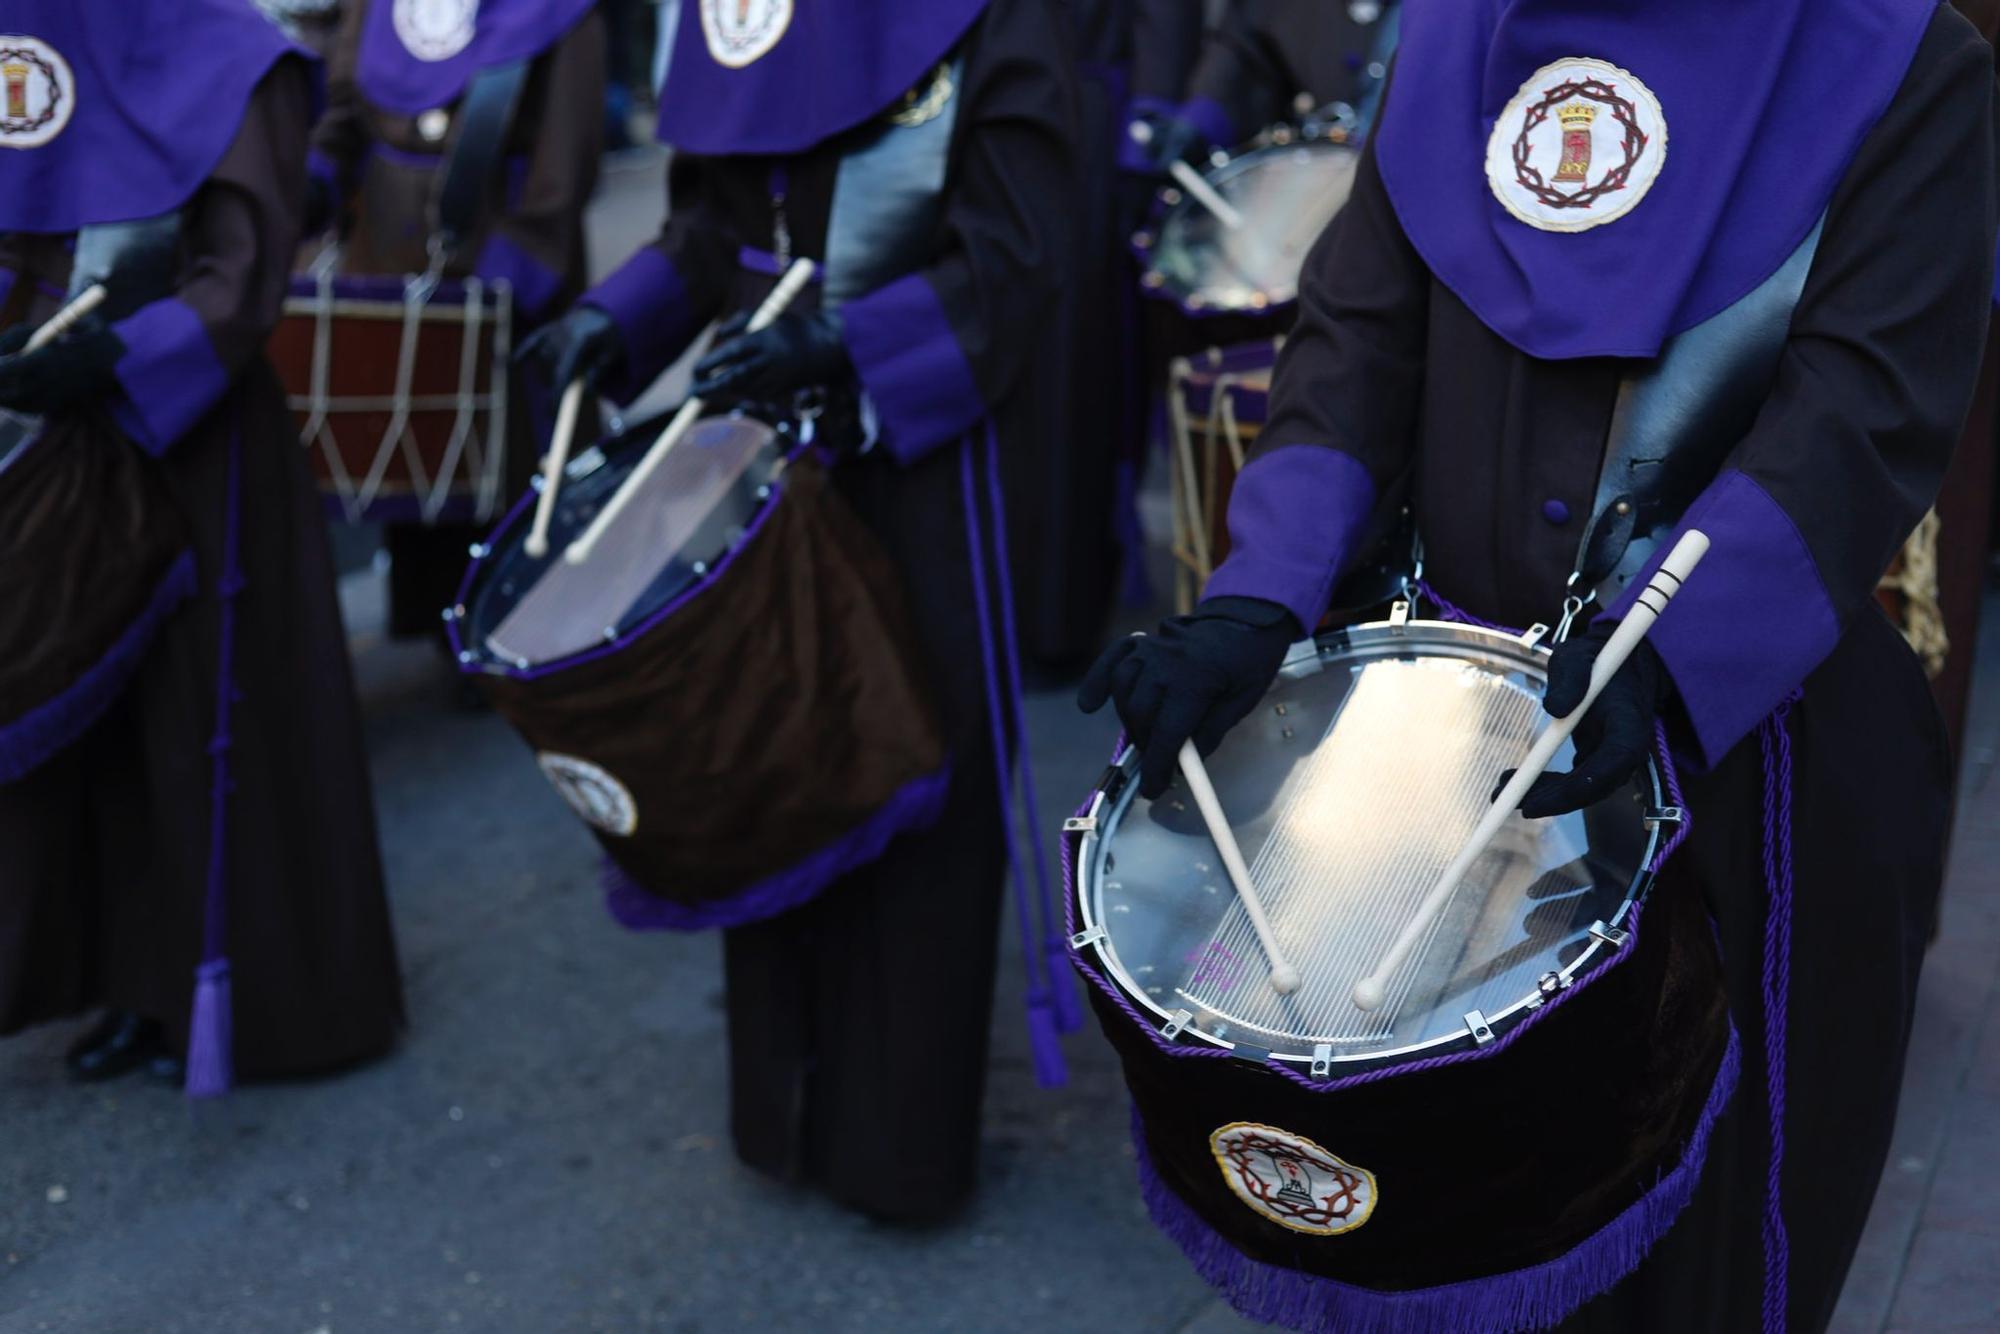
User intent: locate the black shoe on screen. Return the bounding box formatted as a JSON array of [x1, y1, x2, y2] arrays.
[[64, 1011, 167, 1083]]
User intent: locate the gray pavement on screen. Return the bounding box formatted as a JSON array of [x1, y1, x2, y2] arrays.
[[4, 153, 1997, 1334]]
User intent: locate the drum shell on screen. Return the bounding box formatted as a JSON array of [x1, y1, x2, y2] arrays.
[[1087, 871, 1733, 1294], [475, 457, 948, 911]]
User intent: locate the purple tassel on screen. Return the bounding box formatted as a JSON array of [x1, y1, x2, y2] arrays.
[[184, 958, 233, 1099], [1027, 995, 1067, 1090]]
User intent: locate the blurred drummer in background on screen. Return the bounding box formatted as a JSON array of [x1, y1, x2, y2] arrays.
[[308, 0, 606, 641], [1085, 0, 1992, 1327], [0, 2, 401, 1089], [518, 0, 1076, 1222]]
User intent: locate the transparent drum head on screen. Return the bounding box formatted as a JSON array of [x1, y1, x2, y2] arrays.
[[1077, 621, 1663, 1069], [1143, 139, 1361, 313]]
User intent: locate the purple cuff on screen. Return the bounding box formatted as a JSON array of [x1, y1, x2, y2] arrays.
[[1119, 94, 1176, 174], [1178, 95, 1238, 152], [474, 232, 563, 325], [1202, 444, 1377, 632], [844, 272, 984, 467], [110, 299, 230, 456], [1608, 470, 1839, 768], [580, 248, 706, 405]]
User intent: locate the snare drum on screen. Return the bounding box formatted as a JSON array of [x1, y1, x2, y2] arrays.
[[1066, 616, 1735, 1327], [450, 407, 949, 930], [1135, 124, 1363, 317], [268, 259, 512, 525]]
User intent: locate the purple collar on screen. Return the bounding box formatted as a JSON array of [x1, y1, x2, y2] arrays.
[[356, 0, 595, 115], [0, 1, 306, 234], [1375, 0, 1936, 360], [656, 0, 990, 156]]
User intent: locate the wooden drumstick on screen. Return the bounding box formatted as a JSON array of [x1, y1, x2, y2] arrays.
[[25, 284, 108, 353], [564, 257, 817, 567], [1352, 529, 1713, 1013], [1169, 160, 1247, 232], [524, 378, 587, 559], [1179, 739, 1301, 996]]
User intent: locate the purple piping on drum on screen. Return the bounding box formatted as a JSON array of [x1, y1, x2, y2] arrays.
[[1650, 718, 1693, 875], [186, 426, 247, 1100], [1129, 1026, 1742, 1334], [0, 550, 197, 784], [601, 766, 952, 932], [1757, 698, 1799, 1333], [962, 432, 1068, 1087], [979, 422, 1081, 1035]]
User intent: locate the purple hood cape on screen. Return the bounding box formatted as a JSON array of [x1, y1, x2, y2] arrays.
[[356, 0, 596, 115], [0, 1, 307, 235], [1375, 0, 1937, 360], [655, 0, 990, 156]]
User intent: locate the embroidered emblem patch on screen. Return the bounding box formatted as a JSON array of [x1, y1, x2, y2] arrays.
[[1210, 1122, 1377, 1236], [0, 38, 75, 151], [537, 753, 638, 837], [1485, 58, 1667, 233], [700, 0, 792, 69], [394, 0, 480, 64]]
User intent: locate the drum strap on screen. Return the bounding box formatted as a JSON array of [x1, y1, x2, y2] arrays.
[[822, 59, 964, 311], [431, 60, 532, 264], [1575, 217, 1825, 596]]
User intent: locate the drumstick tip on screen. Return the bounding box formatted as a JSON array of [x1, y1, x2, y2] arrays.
[[1352, 977, 1387, 1011], [524, 535, 549, 559], [1271, 965, 1301, 996]]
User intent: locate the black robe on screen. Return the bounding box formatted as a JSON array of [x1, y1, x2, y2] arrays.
[[576, 0, 1076, 1220], [1180, 0, 1390, 145], [1205, 10, 1992, 1329], [0, 66, 403, 1077]]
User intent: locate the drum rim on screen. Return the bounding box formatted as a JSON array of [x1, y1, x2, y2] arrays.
[[445, 410, 795, 680], [1069, 617, 1670, 1075]]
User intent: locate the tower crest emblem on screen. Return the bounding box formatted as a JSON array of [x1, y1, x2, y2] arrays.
[[0, 37, 75, 151], [1485, 57, 1667, 233], [1210, 1122, 1378, 1236], [701, 0, 793, 69], [536, 753, 639, 837], [394, 0, 480, 64]]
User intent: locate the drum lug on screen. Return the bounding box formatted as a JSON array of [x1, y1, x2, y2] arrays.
[[1162, 1008, 1195, 1041], [1588, 919, 1631, 950], [1063, 815, 1097, 834], [441, 605, 463, 624], [1311, 1043, 1334, 1078], [1388, 599, 1411, 629], [1644, 806, 1686, 832], [1069, 926, 1106, 950], [1537, 971, 1572, 1000], [1463, 1009, 1497, 1046], [1519, 622, 1551, 649], [467, 543, 490, 560]]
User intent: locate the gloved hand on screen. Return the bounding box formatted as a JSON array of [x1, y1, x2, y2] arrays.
[[1077, 596, 1300, 799], [514, 304, 625, 396], [1516, 620, 1672, 819], [1133, 112, 1215, 176], [0, 314, 127, 415], [691, 309, 850, 402]]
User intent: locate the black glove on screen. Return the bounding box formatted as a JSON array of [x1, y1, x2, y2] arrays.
[[690, 309, 850, 402], [0, 324, 29, 357], [1135, 113, 1215, 176], [1516, 620, 1672, 819], [1077, 596, 1300, 799], [514, 304, 625, 396], [0, 314, 126, 416]]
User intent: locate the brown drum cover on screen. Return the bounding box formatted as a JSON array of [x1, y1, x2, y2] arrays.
[[478, 457, 947, 913]]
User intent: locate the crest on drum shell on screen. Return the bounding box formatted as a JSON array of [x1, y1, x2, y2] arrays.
[[1485, 57, 1667, 233], [536, 753, 639, 837], [1210, 1122, 1377, 1237], [0, 37, 76, 150], [394, 0, 480, 63], [700, 0, 793, 69]]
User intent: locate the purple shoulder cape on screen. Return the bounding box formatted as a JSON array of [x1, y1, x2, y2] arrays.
[[655, 0, 990, 156], [0, 1, 307, 234], [356, 0, 596, 116], [1374, 0, 1936, 360]]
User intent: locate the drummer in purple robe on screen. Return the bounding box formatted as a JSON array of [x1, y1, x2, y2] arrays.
[[1084, 0, 1993, 1327], [309, 0, 606, 640], [0, 2, 402, 1088], [518, 0, 1076, 1222]]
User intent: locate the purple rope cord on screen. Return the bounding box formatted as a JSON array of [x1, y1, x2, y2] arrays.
[[961, 434, 1066, 1087], [187, 425, 247, 1100], [978, 421, 1081, 1034], [1757, 697, 1798, 1333], [1412, 579, 1515, 634]]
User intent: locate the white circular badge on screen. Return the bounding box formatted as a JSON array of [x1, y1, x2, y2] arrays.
[[700, 0, 792, 69], [1210, 1122, 1378, 1237], [1485, 58, 1667, 233], [536, 753, 638, 837], [394, 0, 480, 63], [0, 38, 76, 151]]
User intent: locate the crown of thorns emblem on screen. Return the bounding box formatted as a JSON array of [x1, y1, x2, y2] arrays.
[[1223, 1131, 1368, 1229], [1512, 78, 1647, 210], [0, 48, 62, 136]]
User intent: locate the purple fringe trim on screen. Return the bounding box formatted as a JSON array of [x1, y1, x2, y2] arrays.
[[184, 960, 233, 1099], [1130, 1025, 1742, 1334], [602, 766, 951, 932], [1757, 699, 1799, 1332], [0, 550, 198, 784]]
